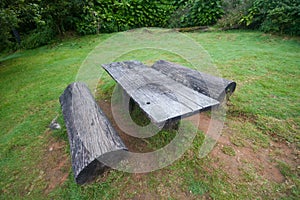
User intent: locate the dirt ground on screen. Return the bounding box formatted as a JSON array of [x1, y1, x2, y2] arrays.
[[40, 131, 70, 194]]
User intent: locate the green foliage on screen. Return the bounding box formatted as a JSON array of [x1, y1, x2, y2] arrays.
[[21, 24, 56, 49], [0, 8, 19, 51], [170, 0, 224, 27], [38, 0, 77, 35], [0, 0, 44, 51], [76, 0, 176, 34], [185, 0, 224, 26], [0, 0, 83, 50], [241, 0, 300, 35], [1, 0, 299, 51], [217, 0, 253, 29]]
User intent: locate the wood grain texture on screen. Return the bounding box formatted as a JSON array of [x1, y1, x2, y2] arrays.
[[59, 82, 127, 184], [151, 60, 236, 102], [102, 61, 219, 124]]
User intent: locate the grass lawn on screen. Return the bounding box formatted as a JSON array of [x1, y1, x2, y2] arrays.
[[0, 30, 299, 199]]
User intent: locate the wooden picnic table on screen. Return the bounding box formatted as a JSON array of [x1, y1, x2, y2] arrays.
[[60, 60, 236, 184], [102, 61, 220, 126]]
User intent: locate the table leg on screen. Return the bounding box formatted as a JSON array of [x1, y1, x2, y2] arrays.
[[118, 84, 180, 131], [162, 118, 180, 131]]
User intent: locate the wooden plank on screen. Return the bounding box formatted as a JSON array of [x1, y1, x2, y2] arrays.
[[152, 60, 236, 102], [59, 82, 127, 184], [102, 61, 219, 124]]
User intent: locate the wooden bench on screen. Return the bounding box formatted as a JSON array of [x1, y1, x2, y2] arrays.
[[152, 60, 236, 102], [59, 82, 127, 184]]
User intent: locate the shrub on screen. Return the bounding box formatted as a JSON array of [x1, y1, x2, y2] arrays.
[[217, 0, 253, 29], [171, 0, 224, 28], [21, 24, 56, 49], [76, 0, 225, 33], [241, 0, 300, 35], [76, 0, 176, 34], [185, 0, 224, 27], [0, 8, 19, 51]]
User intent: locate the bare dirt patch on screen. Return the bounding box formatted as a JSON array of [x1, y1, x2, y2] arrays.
[[191, 113, 298, 184], [98, 100, 151, 153], [209, 134, 285, 183], [204, 120, 300, 183], [40, 131, 70, 194]]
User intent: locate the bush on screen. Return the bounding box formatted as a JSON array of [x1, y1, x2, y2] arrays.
[[241, 0, 300, 35], [170, 0, 224, 28], [217, 0, 253, 29], [4, 0, 298, 51], [0, 0, 83, 50], [0, 8, 19, 51], [76, 0, 176, 34], [184, 0, 224, 27], [76, 0, 225, 33], [21, 24, 56, 49]]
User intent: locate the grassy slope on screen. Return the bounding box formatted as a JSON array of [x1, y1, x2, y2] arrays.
[[0, 35, 110, 199], [0, 30, 299, 199], [189, 31, 300, 144]]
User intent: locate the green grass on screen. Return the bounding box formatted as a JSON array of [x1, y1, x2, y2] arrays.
[[221, 146, 236, 156], [0, 34, 111, 199], [0, 30, 299, 199]]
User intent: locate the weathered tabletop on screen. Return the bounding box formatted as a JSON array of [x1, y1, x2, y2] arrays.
[[102, 61, 219, 124]]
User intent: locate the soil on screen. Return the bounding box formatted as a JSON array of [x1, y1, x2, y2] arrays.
[[188, 113, 299, 184], [210, 134, 285, 183], [98, 100, 153, 153], [40, 131, 70, 194]]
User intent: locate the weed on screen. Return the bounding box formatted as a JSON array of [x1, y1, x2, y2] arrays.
[[222, 145, 236, 156], [188, 180, 208, 195]]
